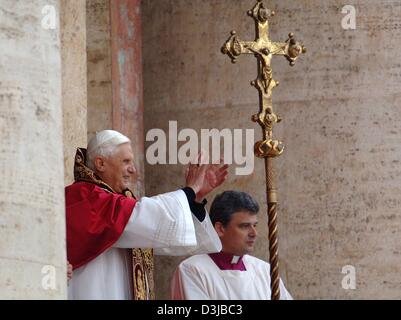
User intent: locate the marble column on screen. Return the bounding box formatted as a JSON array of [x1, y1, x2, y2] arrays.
[[60, 0, 88, 185], [0, 0, 66, 299]]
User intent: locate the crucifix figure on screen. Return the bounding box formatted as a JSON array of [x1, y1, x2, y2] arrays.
[[221, 0, 306, 300]]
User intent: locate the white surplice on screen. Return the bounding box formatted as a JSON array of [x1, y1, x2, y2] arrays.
[[171, 254, 293, 300], [68, 190, 221, 300]]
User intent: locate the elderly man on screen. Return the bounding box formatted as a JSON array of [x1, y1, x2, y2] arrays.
[[171, 191, 292, 300], [66, 130, 228, 300]]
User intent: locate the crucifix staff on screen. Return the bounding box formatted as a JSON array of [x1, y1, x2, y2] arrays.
[[221, 0, 306, 300]]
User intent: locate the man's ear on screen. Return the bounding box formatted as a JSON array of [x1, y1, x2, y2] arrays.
[[94, 157, 106, 172], [214, 222, 225, 237]]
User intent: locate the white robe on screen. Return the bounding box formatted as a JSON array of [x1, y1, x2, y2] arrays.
[[171, 254, 293, 300], [68, 190, 222, 300]]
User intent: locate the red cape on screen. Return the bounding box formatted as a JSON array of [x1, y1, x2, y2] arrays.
[[65, 182, 136, 269]]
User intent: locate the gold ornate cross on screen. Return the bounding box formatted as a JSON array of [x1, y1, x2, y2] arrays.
[[221, 0, 305, 300]]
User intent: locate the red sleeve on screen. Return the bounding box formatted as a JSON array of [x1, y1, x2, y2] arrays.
[[65, 182, 136, 269]]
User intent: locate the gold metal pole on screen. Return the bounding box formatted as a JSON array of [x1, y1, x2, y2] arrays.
[[266, 157, 280, 299], [221, 0, 305, 299]]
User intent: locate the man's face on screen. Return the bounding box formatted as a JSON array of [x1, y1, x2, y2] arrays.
[[216, 211, 258, 256], [96, 143, 137, 193]]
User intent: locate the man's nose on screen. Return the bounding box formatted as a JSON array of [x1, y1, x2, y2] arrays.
[[128, 165, 136, 174], [249, 226, 258, 238]]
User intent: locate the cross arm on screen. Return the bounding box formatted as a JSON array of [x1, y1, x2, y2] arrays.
[[221, 31, 306, 66]]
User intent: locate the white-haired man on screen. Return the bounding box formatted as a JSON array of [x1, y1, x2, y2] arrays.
[[66, 130, 228, 300]]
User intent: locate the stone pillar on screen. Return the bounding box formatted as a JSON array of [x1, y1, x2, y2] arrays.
[[110, 0, 145, 195], [86, 0, 113, 138], [0, 0, 66, 299], [60, 0, 88, 185]]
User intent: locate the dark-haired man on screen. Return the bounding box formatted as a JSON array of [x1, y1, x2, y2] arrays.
[[171, 190, 292, 300]]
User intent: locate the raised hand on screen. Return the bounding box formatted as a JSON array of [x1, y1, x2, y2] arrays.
[[185, 154, 229, 202]]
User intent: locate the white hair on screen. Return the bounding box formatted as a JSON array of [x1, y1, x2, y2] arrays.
[[86, 130, 130, 171]]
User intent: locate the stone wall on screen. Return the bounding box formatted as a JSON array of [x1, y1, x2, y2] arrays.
[[142, 0, 401, 299]]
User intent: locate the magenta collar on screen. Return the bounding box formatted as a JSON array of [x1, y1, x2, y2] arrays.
[[208, 252, 246, 271]]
